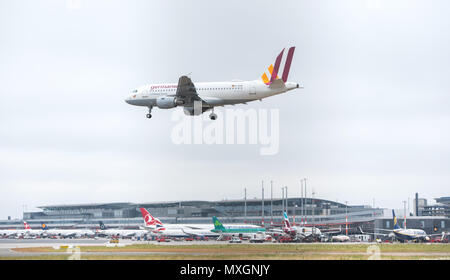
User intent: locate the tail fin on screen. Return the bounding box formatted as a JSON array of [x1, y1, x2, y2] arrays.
[[283, 212, 291, 229], [281, 47, 295, 82], [23, 221, 31, 230], [212, 216, 226, 231], [261, 47, 296, 85], [392, 210, 401, 230], [41, 223, 48, 230], [269, 48, 284, 84], [139, 208, 164, 227], [99, 221, 107, 230]]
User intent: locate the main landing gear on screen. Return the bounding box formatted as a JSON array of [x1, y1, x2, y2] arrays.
[[209, 109, 217, 120], [146, 107, 153, 119]]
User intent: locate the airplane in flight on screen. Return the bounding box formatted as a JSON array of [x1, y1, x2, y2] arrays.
[[125, 47, 301, 120], [139, 208, 218, 238]]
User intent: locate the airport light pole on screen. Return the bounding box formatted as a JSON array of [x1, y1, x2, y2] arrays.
[[300, 179, 304, 225], [285, 186, 288, 215], [270, 180, 273, 226], [262, 181, 265, 227], [303, 178, 308, 225], [312, 191, 315, 234], [293, 205, 297, 226], [345, 201, 348, 236], [244, 188, 247, 224], [373, 198, 376, 241], [403, 200, 407, 229]]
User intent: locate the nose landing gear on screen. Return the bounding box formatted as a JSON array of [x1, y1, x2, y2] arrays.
[[146, 107, 153, 119]]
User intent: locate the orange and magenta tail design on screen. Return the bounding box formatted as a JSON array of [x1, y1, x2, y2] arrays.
[[261, 47, 296, 85]]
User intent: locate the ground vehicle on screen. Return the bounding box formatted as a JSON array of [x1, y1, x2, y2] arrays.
[[156, 237, 171, 242], [195, 236, 209, 241], [229, 237, 242, 244], [278, 235, 293, 243], [249, 233, 266, 243], [250, 238, 264, 243]]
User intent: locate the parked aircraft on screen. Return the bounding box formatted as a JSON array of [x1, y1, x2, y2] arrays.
[[95, 221, 147, 238], [139, 208, 218, 238], [0, 222, 39, 238], [282, 212, 322, 240], [211, 216, 267, 240], [41, 223, 94, 238], [368, 210, 444, 242]]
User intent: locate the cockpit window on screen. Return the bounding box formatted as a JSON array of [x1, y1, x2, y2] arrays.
[[132, 89, 138, 93]]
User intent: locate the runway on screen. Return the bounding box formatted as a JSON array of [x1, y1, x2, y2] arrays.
[[1, 239, 449, 260], [0, 238, 229, 257]]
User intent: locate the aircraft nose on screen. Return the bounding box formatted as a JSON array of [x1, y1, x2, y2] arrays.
[[124, 95, 134, 104]]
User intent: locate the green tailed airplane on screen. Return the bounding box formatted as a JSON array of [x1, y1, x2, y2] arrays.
[[211, 216, 266, 235]]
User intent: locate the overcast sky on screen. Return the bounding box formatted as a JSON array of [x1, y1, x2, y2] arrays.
[[1, 0, 449, 219]]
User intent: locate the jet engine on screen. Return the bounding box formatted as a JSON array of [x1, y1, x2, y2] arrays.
[[156, 96, 184, 109]]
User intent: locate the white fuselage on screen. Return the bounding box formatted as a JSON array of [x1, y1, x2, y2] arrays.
[[96, 229, 148, 237], [145, 224, 217, 237], [0, 229, 39, 237], [44, 229, 95, 238], [288, 226, 322, 237], [331, 235, 350, 242], [393, 228, 428, 241], [125, 80, 299, 108]]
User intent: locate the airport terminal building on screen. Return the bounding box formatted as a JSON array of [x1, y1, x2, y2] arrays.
[[1, 196, 449, 235]]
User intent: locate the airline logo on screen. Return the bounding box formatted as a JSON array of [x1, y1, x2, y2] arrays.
[[392, 210, 401, 230], [261, 47, 296, 85], [283, 212, 291, 228], [139, 208, 164, 229], [23, 221, 31, 230]]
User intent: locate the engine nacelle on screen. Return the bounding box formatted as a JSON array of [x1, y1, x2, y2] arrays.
[[156, 96, 184, 109]]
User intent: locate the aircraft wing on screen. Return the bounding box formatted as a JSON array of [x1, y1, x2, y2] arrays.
[[184, 225, 206, 230], [372, 228, 393, 232], [266, 229, 284, 234], [428, 232, 448, 237], [358, 227, 391, 236], [180, 228, 203, 237], [175, 75, 202, 103]]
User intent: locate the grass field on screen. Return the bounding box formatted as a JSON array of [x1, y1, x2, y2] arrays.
[[4, 243, 450, 260]]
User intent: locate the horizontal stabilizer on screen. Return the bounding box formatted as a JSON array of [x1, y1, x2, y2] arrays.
[[268, 78, 286, 89]]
